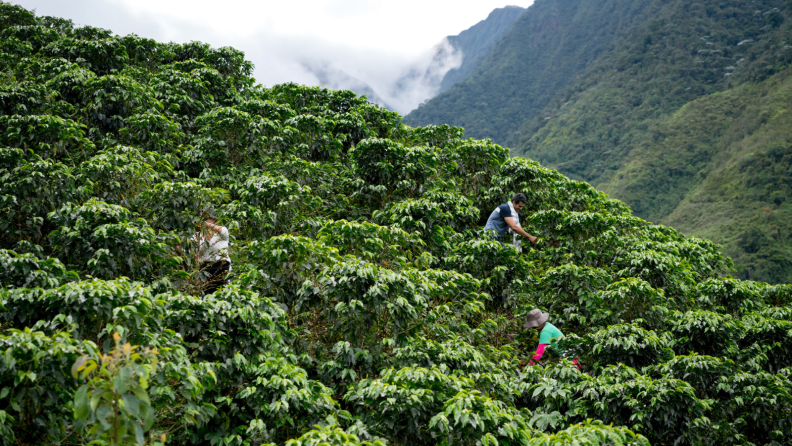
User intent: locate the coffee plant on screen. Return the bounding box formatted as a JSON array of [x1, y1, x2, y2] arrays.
[[0, 2, 790, 445]]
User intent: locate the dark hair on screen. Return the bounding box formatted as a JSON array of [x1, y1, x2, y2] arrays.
[[512, 193, 528, 205], [200, 207, 217, 220]]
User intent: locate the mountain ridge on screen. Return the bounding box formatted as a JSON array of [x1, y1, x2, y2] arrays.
[[438, 5, 526, 93], [312, 5, 527, 114], [404, 0, 655, 142]]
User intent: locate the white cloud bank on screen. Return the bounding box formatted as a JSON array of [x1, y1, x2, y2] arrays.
[[12, 0, 533, 114]]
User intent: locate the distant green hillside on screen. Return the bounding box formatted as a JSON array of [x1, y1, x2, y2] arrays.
[[404, 0, 792, 283], [405, 0, 657, 142], [439, 5, 525, 93], [658, 72, 792, 283]]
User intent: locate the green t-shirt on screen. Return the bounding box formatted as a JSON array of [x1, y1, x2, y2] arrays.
[[539, 322, 564, 347]]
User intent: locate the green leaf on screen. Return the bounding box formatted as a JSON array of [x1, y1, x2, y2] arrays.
[[74, 385, 90, 420], [134, 423, 144, 445], [122, 393, 140, 417]]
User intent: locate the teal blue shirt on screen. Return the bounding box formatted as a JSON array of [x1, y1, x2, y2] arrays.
[[539, 322, 564, 347]]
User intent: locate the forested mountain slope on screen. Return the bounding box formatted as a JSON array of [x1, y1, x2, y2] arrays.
[[388, 5, 526, 113], [1, 2, 792, 446], [596, 67, 792, 283], [438, 5, 526, 93], [404, 0, 657, 142], [404, 0, 792, 283]]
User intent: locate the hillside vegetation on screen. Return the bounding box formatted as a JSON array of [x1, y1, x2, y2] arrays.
[[404, 0, 792, 284], [1, 2, 792, 446], [438, 5, 526, 94]]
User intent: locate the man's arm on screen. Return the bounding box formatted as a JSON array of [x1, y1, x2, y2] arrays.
[[504, 217, 538, 245], [201, 221, 225, 235]]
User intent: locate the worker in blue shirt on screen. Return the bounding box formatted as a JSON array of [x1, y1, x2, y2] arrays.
[[483, 193, 538, 247]]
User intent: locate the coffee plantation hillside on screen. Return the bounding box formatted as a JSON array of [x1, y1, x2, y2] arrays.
[[1, 2, 791, 446]]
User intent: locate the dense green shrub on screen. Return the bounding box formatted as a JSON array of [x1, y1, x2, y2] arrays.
[[346, 366, 471, 443], [592, 278, 664, 325], [297, 259, 428, 349], [0, 278, 158, 343], [739, 313, 792, 373], [44, 63, 96, 105], [76, 145, 173, 204], [118, 113, 185, 154], [138, 181, 227, 233], [238, 235, 341, 309], [709, 370, 792, 444], [352, 138, 438, 190], [0, 329, 91, 444], [668, 310, 742, 357], [188, 107, 284, 168], [391, 336, 492, 373], [647, 354, 737, 398], [317, 220, 424, 266], [577, 372, 708, 445], [287, 113, 341, 161], [527, 421, 649, 446], [80, 74, 159, 136], [694, 278, 766, 314], [0, 114, 94, 161], [40, 37, 128, 76], [0, 82, 55, 116], [530, 264, 610, 325], [444, 237, 532, 307], [48, 198, 176, 279], [285, 423, 385, 446], [563, 324, 674, 370], [150, 67, 214, 122], [0, 2, 37, 31], [161, 285, 287, 361], [0, 248, 77, 288], [0, 156, 86, 248], [375, 191, 477, 244], [613, 249, 694, 298]]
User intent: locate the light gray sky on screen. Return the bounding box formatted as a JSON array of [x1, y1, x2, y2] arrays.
[[13, 0, 533, 112]]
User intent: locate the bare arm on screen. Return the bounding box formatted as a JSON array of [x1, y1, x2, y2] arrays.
[[504, 217, 538, 245], [201, 221, 224, 234]]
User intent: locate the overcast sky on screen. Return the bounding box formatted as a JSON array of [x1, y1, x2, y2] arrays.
[[13, 0, 534, 113]]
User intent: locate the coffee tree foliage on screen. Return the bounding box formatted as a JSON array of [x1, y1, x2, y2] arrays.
[[0, 2, 790, 445]]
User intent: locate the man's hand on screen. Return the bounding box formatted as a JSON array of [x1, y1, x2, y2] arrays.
[[505, 217, 539, 245]]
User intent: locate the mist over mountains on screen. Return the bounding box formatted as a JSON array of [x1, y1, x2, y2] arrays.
[[404, 0, 792, 283], [439, 6, 527, 92], [309, 5, 525, 114]]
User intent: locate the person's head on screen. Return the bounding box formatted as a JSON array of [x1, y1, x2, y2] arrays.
[[523, 309, 549, 330], [512, 193, 527, 212], [199, 207, 217, 224]]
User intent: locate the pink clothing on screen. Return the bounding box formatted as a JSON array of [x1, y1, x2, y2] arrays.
[[529, 343, 548, 365], [528, 343, 581, 369]]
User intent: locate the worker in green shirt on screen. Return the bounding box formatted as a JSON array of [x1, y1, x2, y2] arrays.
[[524, 309, 579, 368]]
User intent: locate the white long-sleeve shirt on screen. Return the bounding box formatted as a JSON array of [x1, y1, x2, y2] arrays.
[[192, 226, 231, 263]]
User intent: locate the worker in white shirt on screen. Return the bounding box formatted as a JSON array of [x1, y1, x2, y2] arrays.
[[192, 208, 231, 295]]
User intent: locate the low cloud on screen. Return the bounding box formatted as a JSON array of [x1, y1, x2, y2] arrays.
[[14, 0, 467, 114], [299, 38, 463, 113]]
